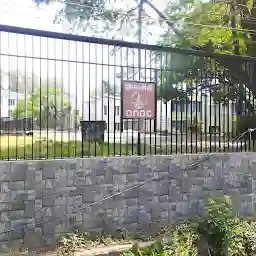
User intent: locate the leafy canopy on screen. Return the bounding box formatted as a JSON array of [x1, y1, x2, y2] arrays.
[[12, 81, 74, 129]]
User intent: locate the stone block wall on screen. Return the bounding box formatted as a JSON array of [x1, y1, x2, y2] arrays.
[[0, 153, 255, 251]]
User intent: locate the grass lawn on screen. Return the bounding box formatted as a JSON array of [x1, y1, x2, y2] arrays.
[[0, 135, 238, 160], [0, 135, 169, 160]]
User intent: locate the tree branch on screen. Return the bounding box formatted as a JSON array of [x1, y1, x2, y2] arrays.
[[230, 3, 240, 55], [144, 0, 184, 38]]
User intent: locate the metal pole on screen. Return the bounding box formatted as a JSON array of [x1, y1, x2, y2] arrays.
[[137, 0, 144, 155], [231, 2, 243, 146]]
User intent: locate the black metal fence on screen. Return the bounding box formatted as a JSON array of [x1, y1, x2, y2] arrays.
[[0, 24, 256, 160]]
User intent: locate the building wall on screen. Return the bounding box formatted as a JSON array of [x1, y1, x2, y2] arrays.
[[81, 95, 122, 132], [0, 153, 254, 251], [82, 94, 236, 133], [0, 74, 24, 119], [0, 90, 24, 119]]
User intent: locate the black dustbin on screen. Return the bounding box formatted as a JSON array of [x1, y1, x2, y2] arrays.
[[80, 120, 105, 143]]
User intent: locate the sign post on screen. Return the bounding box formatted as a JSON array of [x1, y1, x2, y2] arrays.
[[121, 80, 156, 155]]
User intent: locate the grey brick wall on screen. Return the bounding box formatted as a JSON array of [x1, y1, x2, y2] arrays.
[[0, 153, 255, 251]]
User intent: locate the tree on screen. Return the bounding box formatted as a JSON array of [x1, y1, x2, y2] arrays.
[[34, 0, 256, 120], [102, 80, 120, 95], [157, 0, 256, 117], [12, 82, 74, 129], [34, 0, 149, 37], [1, 69, 35, 93]]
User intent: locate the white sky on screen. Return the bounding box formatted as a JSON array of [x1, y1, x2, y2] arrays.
[[0, 0, 169, 109]]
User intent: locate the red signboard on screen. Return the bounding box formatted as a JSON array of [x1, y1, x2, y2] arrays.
[[122, 81, 156, 119]]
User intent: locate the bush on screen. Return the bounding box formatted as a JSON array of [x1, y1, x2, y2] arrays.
[[126, 195, 256, 256], [188, 117, 203, 133], [236, 115, 256, 140]]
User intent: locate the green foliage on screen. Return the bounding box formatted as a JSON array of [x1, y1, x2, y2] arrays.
[[130, 240, 168, 256], [196, 195, 256, 256], [235, 115, 256, 141], [159, 0, 256, 113], [12, 85, 73, 129], [35, 0, 148, 36], [56, 231, 88, 256], [197, 196, 237, 256], [187, 116, 203, 133], [126, 196, 256, 256], [169, 224, 198, 256]]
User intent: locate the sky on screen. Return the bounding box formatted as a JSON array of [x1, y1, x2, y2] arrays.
[[0, 0, 169, 111]]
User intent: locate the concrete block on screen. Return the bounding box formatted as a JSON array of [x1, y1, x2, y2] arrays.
[[10, 162, 27, 181]]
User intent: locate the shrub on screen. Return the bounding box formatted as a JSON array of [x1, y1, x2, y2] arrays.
[[236, 115, 256, 140], [187, 116, 203, 133]]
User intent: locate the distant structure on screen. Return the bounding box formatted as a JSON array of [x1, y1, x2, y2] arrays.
[[0, 74, 24, 120]]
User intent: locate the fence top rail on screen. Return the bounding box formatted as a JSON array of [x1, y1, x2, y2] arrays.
[[0, 24, 256, 62]]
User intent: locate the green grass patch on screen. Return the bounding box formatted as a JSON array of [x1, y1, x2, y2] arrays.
[[0, 136, 167, 160], [0, 135, 246, 160]]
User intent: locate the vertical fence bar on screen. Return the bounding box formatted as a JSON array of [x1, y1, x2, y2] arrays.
[[7, 32, 10, 160], [54, 39, 57, 159], [195, 68, 198, 154], [154, 68, 157, 155], [75, 41, 78, 158], [88, 43, 91, 157], [144, 49, 147, 155], [213, 61, 217, 152], [225, 68, 228, 152], [46, 37, 49, 158], [120, 66, 124, 156], [60, 40, 64, 158], [81, 42, 85, 158], [15, 33, 18, 159], [164, 51, 168, 155], [187, 74, 190, 154], [39, 37, 42, 158], [107, 45, 110, 156], [137, 53, 141, 156], [159, 52, 163, 154], [31, 35, 34, 159], [126, 47, 129, 155], [94, 44, 98, 157], [23, 34, 26, 159], [100, 45, 104, 157], [199, 66, 203, 153], [113, 46, 117, 156]]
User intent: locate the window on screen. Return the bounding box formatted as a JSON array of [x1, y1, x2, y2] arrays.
[[8, 110, 12, 118], [8, 99, 15, 106], [171, 103, 185, 112], [104, 105, 107, 115], [115, 106, 120, 115]]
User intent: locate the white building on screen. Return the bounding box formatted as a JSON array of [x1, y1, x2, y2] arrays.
[[0, 89, 24, 119], [0, 74, 24, 119], [81, 93, 236, 134], [80, 94, 122, 131]]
